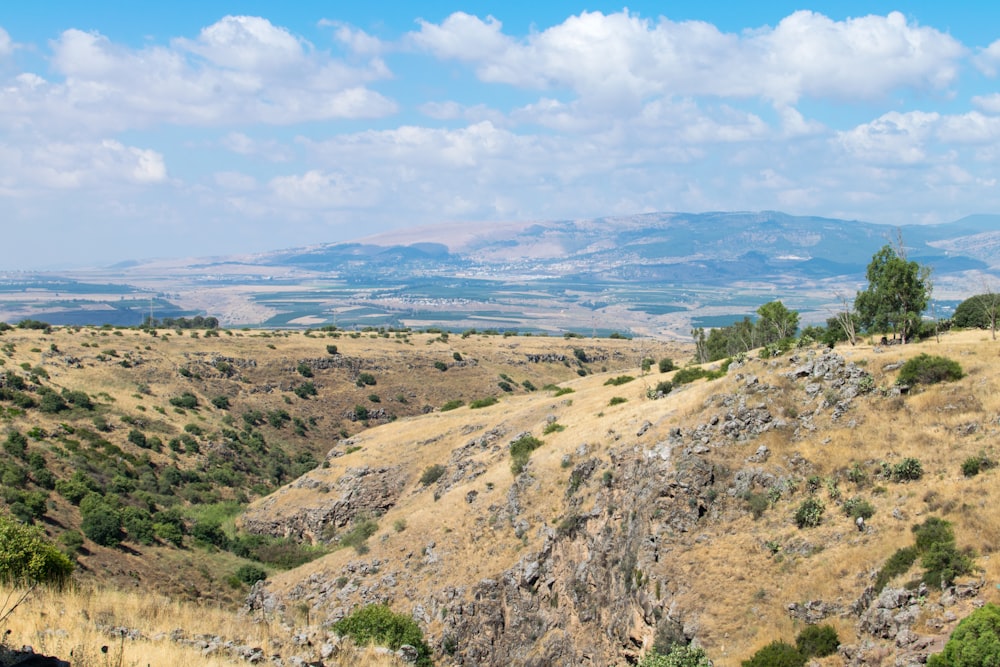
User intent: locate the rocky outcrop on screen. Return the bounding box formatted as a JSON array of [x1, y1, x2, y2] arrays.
[[240, 465, 406, 543]]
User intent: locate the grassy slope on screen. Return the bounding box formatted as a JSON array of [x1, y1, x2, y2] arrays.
[[254, 329, 1000, 666], [3, 326, 1000, 665]]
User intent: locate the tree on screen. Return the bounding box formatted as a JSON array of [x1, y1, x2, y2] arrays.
[[0, 513, 73, 587], [855, 242, 930, 344], [954, 288, 1000, 340], [756, 300, 799, 344], [928, 603, 1000, 667]]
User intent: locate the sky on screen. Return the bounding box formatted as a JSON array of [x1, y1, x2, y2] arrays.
[[2, 2, 1000, 270]]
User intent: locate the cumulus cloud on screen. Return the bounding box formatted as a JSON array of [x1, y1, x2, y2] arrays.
[[836, 111, 940, 164], [0, 138, 167, 190], [1, 16, 396, 135], [324, 21, 386, 56], [0, 26, 12, 57], [973, 39, 1000, 76], [411, 10, 964, 106], [973, 93, 1000, 114]]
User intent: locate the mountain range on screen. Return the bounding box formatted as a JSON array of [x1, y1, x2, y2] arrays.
[[3, 211, 999, 336]]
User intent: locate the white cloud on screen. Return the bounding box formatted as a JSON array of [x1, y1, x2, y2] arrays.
[[1, 17, 397, 134], [213, 171, 257, 191], [836, 111, 940, 165], [973, 39, 1000, 76], [936, 112, 1000, 143], [972, 93, 1000, 113], [220, 132, 294, 161], [411, 10, 964, 106], [0, 26, 12, 57], [325, 22, 386, 56], [269, 169, 380, 208], [0, 138, 167, 190], [178, 15, 306, 71]]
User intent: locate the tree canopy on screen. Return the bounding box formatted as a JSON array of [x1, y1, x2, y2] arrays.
[[854, 244, 929, 343]]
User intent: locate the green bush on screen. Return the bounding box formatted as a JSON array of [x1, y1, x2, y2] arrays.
[[640, 644, 712, 667], [440, 399, 464, 411], [961, 453, 996, 478], [419, 464, 446, 486], [609, 396, 628, 406], [897, 353, 963, 385], [332, 604, 432, 666], [434, 361, 448, 371], [891, 457, 923, 482], [604, 375, 635, 386], [794, 497, 825, 529], [469, 396, 498, 409], [673, 367, 709, 385], [235, 564, 267, 586], [81, 502, 124, 547], [294, 382, 318, 399], [741, 640, 805, 667], [928, 603, 1000, 667], [338, 518, 379, 553], [211, 395, 231, 410], [842, 496, 876, 520], [296, 362, 314, 377], [356, 372, 376, 386], [0, 513, 73, 586], [658, 358, 676, 373], [169, 392, 199, 409], [795, 624, 839, 658], [510, 434, 544, 475]]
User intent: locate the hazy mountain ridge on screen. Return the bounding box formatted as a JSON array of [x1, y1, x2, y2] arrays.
[[3, 211, 998, 333]]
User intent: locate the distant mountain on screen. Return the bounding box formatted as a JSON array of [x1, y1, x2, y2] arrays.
[[253, 211, 998, 282], [9, 211, 1000, 334]]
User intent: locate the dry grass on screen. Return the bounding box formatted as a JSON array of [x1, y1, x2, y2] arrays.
[[7, 326, 1000, 665], [0, 583, 402, 667]]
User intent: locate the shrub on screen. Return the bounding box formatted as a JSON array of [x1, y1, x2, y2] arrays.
[[419, 464, 446, 486], [4, 430, 27, 459], [235, 564, 268, 586], [434, 361, 448, 371], [961, 453, 996, 478], [0, 514, 73, 586], [169, 392, 199, 409], [891, 457, 923, 482], [81, 502, 124, 547], [658, 358, 676, 373], [38, 390, 68, 413], [795, 624, 839, 658], [211, 395, 231, 410], [339, 518, 379, 552], [604, 375, 635, 386], [794, 498, 825, 529], [127, 428, 148, 448], [332, 604, 432, 666], [897, 354, 963, 385], [843, 496, 876, 520], [469, 396, 498, 409], [640, 644, 712, 667], [673, 367, 709, 385], [744, 492, 770, 520], [510, 434, 544, 475], [296, 362, 314, 377], [742, 640, 805, 667], [928, 603, 1000, 667], [191, 519, 230, 549], [294, 381, 318, 399], [356, 372, 376, 386], [326, 345, 338, 355], [441, 399, 464, 411], [543, 421, 566, 434], [553, 387, 574, 396], [609, 396, 628, 406]]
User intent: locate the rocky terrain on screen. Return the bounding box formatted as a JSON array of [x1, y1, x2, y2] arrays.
[[241, 335, 1000, 666]]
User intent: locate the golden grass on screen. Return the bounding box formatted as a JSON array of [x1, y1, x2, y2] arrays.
[[0, 583, 402, 667]]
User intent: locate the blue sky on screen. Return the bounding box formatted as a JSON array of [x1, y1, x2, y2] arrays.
[[2, 3, 999, 269]]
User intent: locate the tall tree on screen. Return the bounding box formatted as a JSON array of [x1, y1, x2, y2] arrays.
[[756, 300, 799, 344], [855, 243, 930, 344]]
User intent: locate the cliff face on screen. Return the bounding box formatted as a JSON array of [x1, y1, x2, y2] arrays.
[[244, 341, 1000, 666]]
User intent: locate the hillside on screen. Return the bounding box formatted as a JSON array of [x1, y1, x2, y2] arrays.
[[241, 330, 999, 666], [2, 324, 999, 666], [0, 323, 682, 602]]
